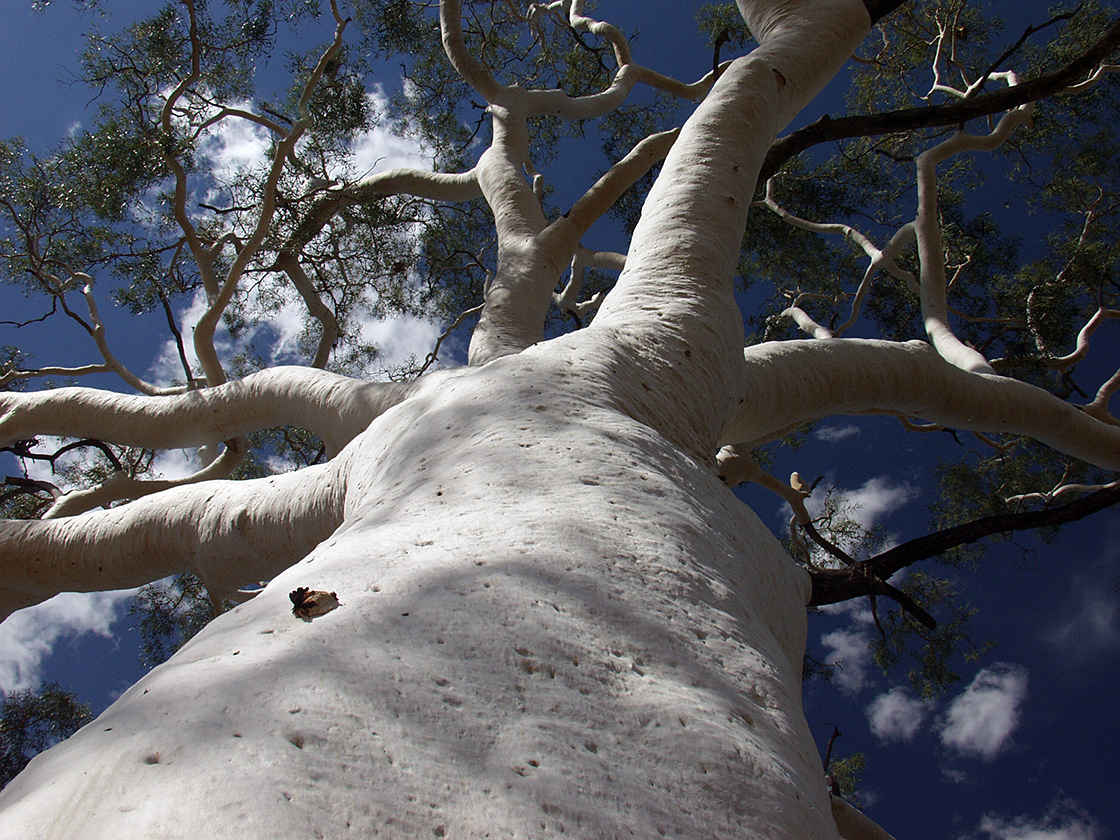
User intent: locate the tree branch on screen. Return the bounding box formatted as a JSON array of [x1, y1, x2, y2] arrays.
[[0, 461, 346, 619], [0, 368, 414, 459], [809, 482, 1120, 607], [759, 18, 1120, 182], [725, 339, 1120, 471]]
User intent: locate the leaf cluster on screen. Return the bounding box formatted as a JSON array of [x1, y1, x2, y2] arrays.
[[0, 682, 93, 789]]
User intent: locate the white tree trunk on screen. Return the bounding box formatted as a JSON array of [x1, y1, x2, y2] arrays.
[[0, 339, 835, 839]]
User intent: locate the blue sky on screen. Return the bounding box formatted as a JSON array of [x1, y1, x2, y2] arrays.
[[0, 2, 1118, 839]]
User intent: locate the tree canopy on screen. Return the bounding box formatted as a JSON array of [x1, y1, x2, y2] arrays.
[[0, 0, 1118, 834]]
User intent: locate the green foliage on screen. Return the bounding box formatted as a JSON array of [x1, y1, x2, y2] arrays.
[[870, 572, 993, 699], [696, 3, 752, 46], [129, 573, 216, 668], [0, 682, 93, 789], [828, 752, 867, 807]]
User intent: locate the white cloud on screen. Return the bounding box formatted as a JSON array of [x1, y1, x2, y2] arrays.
[[150, 448, 203, 481], [938, 663, 1028, 760], [966, 798, 1101, 840], [815, 424, 861, 443], [196, 107, 273, 184], [867, 686, 930, 742], [842, 477, 918, 529], [0, 591, 134, 694], [802, 476, 917, 533], [343, 89, 433, 178], [360, 313, 444, 373], [821, 627, 872, 694]]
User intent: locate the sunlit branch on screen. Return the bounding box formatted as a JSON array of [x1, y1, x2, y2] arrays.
[[416, 303, 485, 377], [1030, 306, 1119, 374], [1006, 478, 1120, 506], [0, 368, 411, 459], [553, 247, 623, 322], [440, 0, 504, 102], [274, 254, 339, 369], [285, 168, 483, 256], [192, 11, 350, 387], [782, 305, 834, 339], [161, 0, 223, 305], [1086, 366, 1120, 425], [196, 105, 287, 137], [526, 63, 726, 121], [0, 364, 114, 389], [78, 282, 180, 397], [763, 178, 919, 336], [914, 75, 1033, 373], [540, 129, 678, 257], [725, 339, 1120, 471], [0, 461, 347, 619], [717, 445, 811, 523], [42, 440, 246, 519]]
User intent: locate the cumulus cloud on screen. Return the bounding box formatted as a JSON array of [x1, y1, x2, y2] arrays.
[[345, 89, 433, 177], [803, 476, 917, 535], [867, 686, 930, 742], [965, 797, 1101, 840], [842, 477, 919, 529], [196, 109, 273, 184], [360, 313, 444, 372], [0, 592, 134, 694], [815, 424, 861, 443], [938, 663, 1028, 760], [821, 627, 873, 694]]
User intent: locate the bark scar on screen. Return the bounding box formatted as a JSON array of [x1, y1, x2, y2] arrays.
[[290, 587, 341, 621]]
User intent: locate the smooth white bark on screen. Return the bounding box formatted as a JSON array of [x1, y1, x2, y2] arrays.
[[723, 339, 1120, 470], [0, 368, 414, 458], [8, 3, 1112, 839], [0, 340, 837, 840], [0, 459, 345, 615]]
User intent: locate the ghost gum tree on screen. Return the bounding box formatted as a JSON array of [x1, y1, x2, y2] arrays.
[[0, 0, 1118, 836]]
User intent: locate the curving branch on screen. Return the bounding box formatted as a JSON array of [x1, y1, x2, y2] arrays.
[[41, 440, 246, 520], [723, 339, 1120, 471], [192, 8, 350, 387], [0, 461, 347, 620], [273, 253, 340, 369], [552, 247, 624, 322], [540, 129, 679, 259], [912, 73, 1031, 374], [0, 368, 415, 459], [284, 168, 484, 256], [77, 282, 183, 397], [761, 181, 918, 338]]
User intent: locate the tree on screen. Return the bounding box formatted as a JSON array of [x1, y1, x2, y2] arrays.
[[0, 682, 92, 790], [0, 0, 1117, 837]]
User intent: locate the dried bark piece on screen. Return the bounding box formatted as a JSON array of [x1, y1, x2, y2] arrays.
[[289, 587, 341, 622]]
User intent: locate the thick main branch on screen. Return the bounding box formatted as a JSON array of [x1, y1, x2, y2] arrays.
[[0, 461, 346, 619], [724, 339, 1120, 470], [0, 368, 413, 459]]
